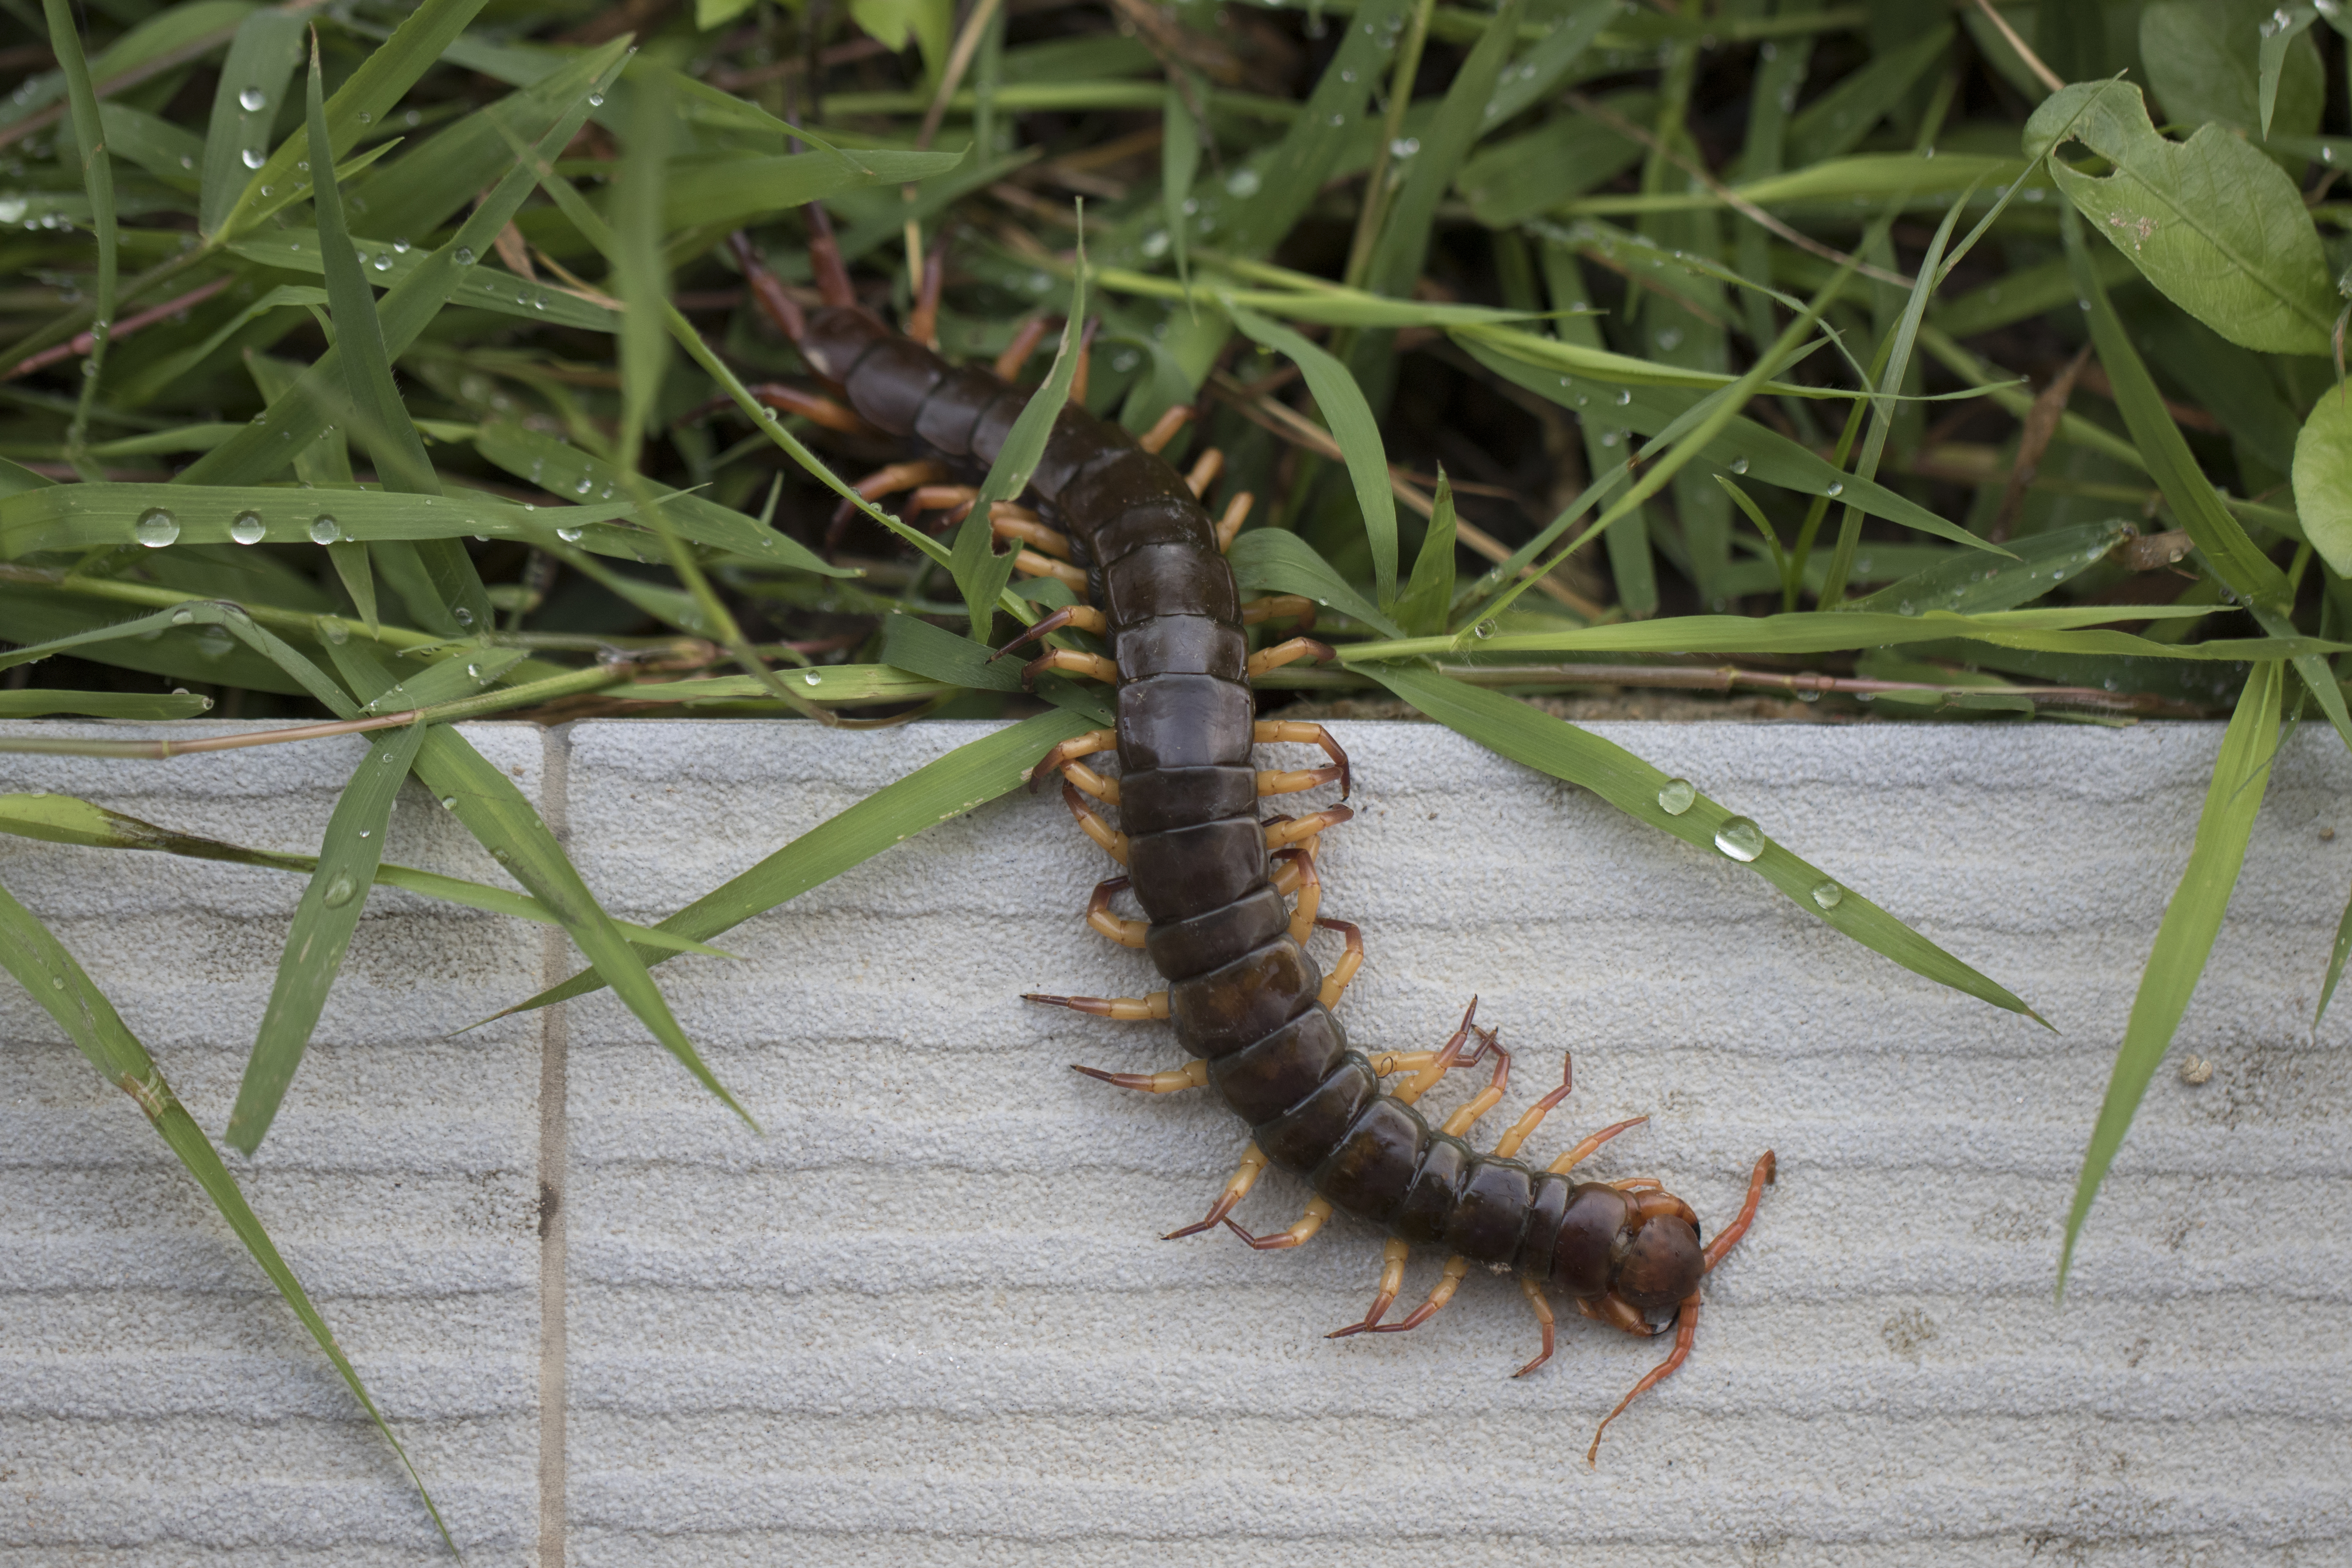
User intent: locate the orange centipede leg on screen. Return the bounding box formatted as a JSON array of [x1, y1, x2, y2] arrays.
[[995, 315, 1053, 381], [1224, 1195, 1332, 1251], [1215, 491, 1254, 553], [1029, 728, 1116, 791], [1547, 1115, 1650, 1176], [1368, 1253, 1472, 1334], [1241, 595, 1317, 632], [905, 242, 945, 349], [805, 202, 858, 309], [1513, 1275, 1559, 1378], [1022, 649, 1118, 691], [1137, 405, 1193, 455], [1027, 989, 1167, 1021], [1086, 876, 1146, 948], [1255, 720, 1350, 798], [1164, 1143, 1269, 1240], [1072, 1057, 1206, 1092], [1265, 806, 1353, 851], [1491, 1053, 1575, 1160], [994, 605, 1110, 663], [1070, 317, 1099, 405], [1314, 917, 1363, 1009], [1245, 637, 1336, 680], [1328, 1238, 1411, 1337], [1187, 446, 1225, 498], [1059, 781, 1127, 864]]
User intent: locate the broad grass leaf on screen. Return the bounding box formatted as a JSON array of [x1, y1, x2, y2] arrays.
[[0, 600, 353, 711], [1223, 300, 1400, 603], [2058, 207, 2296, 609], [1457, 89, 1651, 229], [2060, 660, 2284, 1293], [0, 877, 455, 1553], [355, 647, 527, 714], [2142, 0, 2320, 138], [1364, 664, 2041, 1021], [2292, 389, 2352, 579], [229, 230, 621, 331], [324, 639, 754, 1125], [199, 6, 303, 236], [1846, 522, 2134, 615], [1362, 0, 1524, 302], [879, 613, 1117, 726], [649, 150, 965, 233], [2027, 80, 2336, 355], [1163, 83, 1199, 292], [1476, 0, 1617, 126], [0, 690, 214, 719], [226, 721, 427, 1153], [1393, 470, 1458, 637], [494, 710, 1101, 1019], [43, 0, 115, 450], [1226, 529, 1404, 638], [0, 792, 733, 957], [0, 483, 624, 556], [93, 102, 205, 192]]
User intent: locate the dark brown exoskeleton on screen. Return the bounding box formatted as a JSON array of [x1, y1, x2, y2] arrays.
[[726, 207, 1776, 1463]]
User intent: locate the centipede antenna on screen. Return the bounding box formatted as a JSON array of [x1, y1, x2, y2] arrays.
[[1586, 1294, 1700, 1466], [728, 230, 805, 343], [802, 202, 859, 308]]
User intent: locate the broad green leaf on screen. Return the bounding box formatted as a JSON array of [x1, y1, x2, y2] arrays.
[[493, 710, 1101, 1020], [878, 613, 1118, 726], [1456, 90, 1651, 229], [355, 647, 528, 715], [1394, 470, 1458, 637], [227, 230, 621, 331], [1476, 0, 1617, 125], [2292, 389, 2352, 579], [0, 599, 354, 713], [2060, 660, 2284, 1294], [199, 6, 303, 236], [2027, 79, 2337, 355], [1226, 527, 1405, 638], [1363, 0, 1525, 302], [0, 482, 628, 557], [92, 102, 205, 190], [1224, 300, 1400, 604], [2142, 0, 2320, 139], [0, 876, 454, 1552], [0, 690, 214, 719], [324, 639, 754, 1125], [2060, 206, 2296, 609], [1365, 663, 2042, 1022], [653, 149, 965, 233], [0, 793, 732, 957], [226, 721, 428, 1153], [1785, 23, 1952, 165]]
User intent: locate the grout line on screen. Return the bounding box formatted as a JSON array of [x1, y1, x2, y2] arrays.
[[536, 723, 572, 1568]]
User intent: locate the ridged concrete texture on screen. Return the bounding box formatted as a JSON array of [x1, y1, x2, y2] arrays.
[[1, 722, 554, 1566], [560, 719, 2352, 1567], [6, 717, 2350, 1565]]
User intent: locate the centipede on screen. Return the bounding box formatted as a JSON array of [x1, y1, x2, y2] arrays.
[[727, 207, 1777, 1463]]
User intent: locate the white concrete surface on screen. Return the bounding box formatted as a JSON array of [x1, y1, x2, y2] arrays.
[[6, 717, 2350, 1565], [1, 723, 554, 1566], [559, 719, 2352, 1568]]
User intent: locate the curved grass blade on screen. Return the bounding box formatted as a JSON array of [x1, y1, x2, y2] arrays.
[[2318, 873, 2352, 1029], [491, 709, 1098, 1020], [322, 637, 753, 1127], [228, 230, 621, 332], [2059, 661, 2284, 1295], [1226, 529, 1403, 637], [200, 6, 304, 236], [226, 720, 427, 1153], [0, 791, 734, 958], [0, 876, 456, 1555], [0, 482, 630, 557], [1365, 662, 2042, 1022], [0, 690, 214, 719], [43, 0, 116, 456], [1224, 299, 1399, 603], [1846, 522, 2135, 615], [1361, 0, 1523, 302]]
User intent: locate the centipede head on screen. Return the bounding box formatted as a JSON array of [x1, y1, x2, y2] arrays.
[[1611, 1202, 1705, 1313]]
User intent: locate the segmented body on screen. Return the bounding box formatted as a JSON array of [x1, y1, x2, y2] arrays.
[[750, 233, 1773, 1458]]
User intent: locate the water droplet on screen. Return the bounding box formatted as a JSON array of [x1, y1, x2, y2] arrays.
[[227, 509, 266, 545], [802, 670, 822, 685], [1810, 880, 1843, 911], [134, 507, 180, 548], [309, 514, 342, 544], [1389, 136, 1420, 159], [1729, 457, 1749, 475], [169, 606, 195, 625], [1825, 481, 1845, 498], [1615, 389, 1632, 406], [453, 246, 475, 265], [1225, 168, 1262, 197], [51, 974, 65, 989], [239, 86, 267, 112], [391, 237, 410, 254], [453, 606, 475, 627], [1472, 619, 1498, 639], [588, 91, 605, 107], [371, 252, 392, 272], [574, 476, 593, 495], [466, 663, 482, 678], [322, 872, 358, 908], [316, 615, 349, 644], [439, 795, 457, 810], [1713, 817, 1766, 862], [1657, 778, 1696, 815], [556, 525, 584, 543], [242, 147, 265, 169]]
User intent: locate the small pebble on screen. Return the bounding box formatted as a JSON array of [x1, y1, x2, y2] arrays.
[[2177, 1056, 2214, 1086]]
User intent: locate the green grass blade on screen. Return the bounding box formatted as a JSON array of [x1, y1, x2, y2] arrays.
[[0, 690, 214, 719], [2059, 660, 2285, 1295], [199, 6, 303, 236], [226, 721, 428, 1153], [0, 791, 735, 957], [1393, 469, 1458, 637], [1224, 299, 1400, 603], [1362, 0, 1523, 300], [878, 613, 1117, 725], [1226, 529, 1404, 637], [322, 638, 753, 1127], [0, 599, 355, 713], [1366, 662, 2042, 1022], [228, 230, 621, 332], [2317, 870, 2352, 1029], [0, 876, 456, 1554], [1846, 522, 2134, 615], [491, 710, 1098, 1020], [1162, 83, 1199, 292], [0, 481, 623, 556], [43, 0, 116, 457]]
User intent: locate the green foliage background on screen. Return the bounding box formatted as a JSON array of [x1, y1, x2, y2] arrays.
[[6, 0, 2352, 1535]]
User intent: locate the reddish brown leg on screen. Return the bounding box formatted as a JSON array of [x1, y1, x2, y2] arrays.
[[1027, 989, 1166, 1020], [1438, 1029, 1513, 1139], [805, 201, 858, 308], [1314, 917, 1363, 1009], [728, 230, 806, 343], [1265, 806, 1352, 851], [1223, 1194, 1332, 1250], [1164, 1143, 1268, 1240], [994, 605, 1109, 663], [1255, 720, 1350, 798], [827, 459, 951, 549], [1072, 1057, 1205, 1092], [1514, 1275, 1559, 1378], [1329, 1238, 1410, 1337], [1029, 727, 1116, 791], [1586, 1293, 1699, 1466], [1060, 781, 1127, 864], [1391, 998, 1480, 1108], [1241, 595, 1317, 633], [692, 383, 870, 435], [905, 243, 945, 349], [1492, 1053, 1575, 1160], [994, 315, 1052, 381], [1087, 876, 1145, 948], [1369, 1254, 1471, 1333], [1546, 1115, 1651, 1176]]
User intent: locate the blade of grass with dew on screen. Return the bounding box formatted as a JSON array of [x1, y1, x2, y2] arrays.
[[225, 720, 427, 1153], [1845, 522, 2136, 615], [954, 224, 1087, 638], [1361, 0, 1524, 305], [1393, 470, 1458, 637], [616, 670, 953, 707], [0, 690, 215, 719], [491, 709, 1101, 1021], [1820, 183, 1975, 606], [1226, 530, 1405, 637], [1224, 299, 1400, 604], [878, 613, 1118, 726], [241, 347, 382, 634], [199, 6, 304, 236], [354, 647, 528, 716], [0, 876, 456, 1553], [1163, 80, 1200, 294], [1365, 662, 2041, 1020], [44, 0, 116, 462], [2059, 660, 2285, 1295], [0, 600, 358, 712], [0, 482, 630, 556], [322, 635, 754, 1125], [178, 44, 629, 487], [227, 230, 622, 332]]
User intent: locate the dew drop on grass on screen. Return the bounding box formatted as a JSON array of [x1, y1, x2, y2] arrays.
[[1825, 481, 1845, 498], [170, 606, 195, 625], [230, 510, 266, 544], [1657, 777, 1695, 815], [802, 670, 822, 685], [51, 974, 66, 989], [439, 796, 457, 810], [135, 507, 180, 547], [1729, 457, 1749, 475], [1811, 880, 1844, 910], [556, 526, 584, 543], [1714, 817, 1766, 862], [453, 246, 475, 265], [309, 514, 342, 544], [241, 147, 265, 169], [466, 663, 481, 679], [322, 872, 358, 908], [316, 615, 349, 645], [239, 87, 266, 112]]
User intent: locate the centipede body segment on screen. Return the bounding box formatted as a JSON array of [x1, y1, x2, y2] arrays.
[[730, 216, 1776, 1463]]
